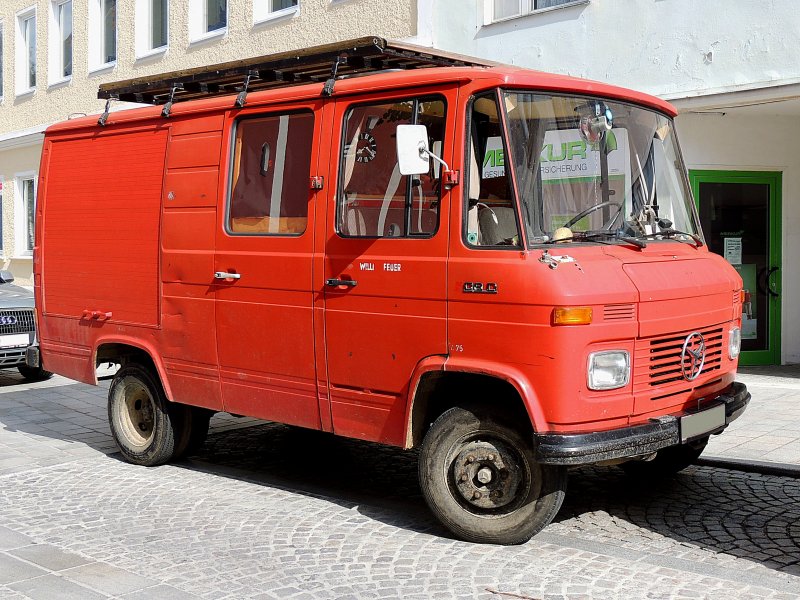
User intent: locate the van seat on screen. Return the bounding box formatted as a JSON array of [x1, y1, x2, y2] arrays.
[[230, 216, 307, 235], [478, 207, 518, 245]]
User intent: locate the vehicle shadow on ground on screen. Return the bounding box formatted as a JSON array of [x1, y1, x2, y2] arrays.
[[184, 422, 800, 575]]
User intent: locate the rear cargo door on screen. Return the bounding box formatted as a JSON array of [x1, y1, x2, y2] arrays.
[[214, 101, 324, 428], [321, 89, 454, 445]]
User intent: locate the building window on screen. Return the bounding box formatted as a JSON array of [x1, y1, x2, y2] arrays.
[[48, 0, 72, 83], [337, 97, 445, 238], [15, 175, 36, 256], [489, 0, 586, 22], [190, 0, 227, 41], [16, 8, 36, 94], [228, 111, 314, 236], [135, 0, 168, 58], [89, 0, 116, 70], [254, 0, 298, 24]]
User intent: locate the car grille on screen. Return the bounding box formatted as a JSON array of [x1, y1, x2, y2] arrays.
[[0, 309, 36, 335], [634, 325, 724, 390]]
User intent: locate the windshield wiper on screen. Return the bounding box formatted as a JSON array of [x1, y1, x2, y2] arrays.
[[636, 228, 703, 247], [543, 230, 647, 249]]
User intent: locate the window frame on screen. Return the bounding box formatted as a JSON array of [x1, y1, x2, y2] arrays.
[[461, 90, 525, 251], [225, 109, 316, 238], [14, 172, 37, 258], [88, 0, 117, 73], [189, 0, 228, 43], [134, 0, 168, 59], [48, 0, 73, 86], [253, 0, 299, 26], [335, 93, 448, 240], [0, 21, 5, 102], [15, 7, 36, 96], [484, 0, 589, 25]]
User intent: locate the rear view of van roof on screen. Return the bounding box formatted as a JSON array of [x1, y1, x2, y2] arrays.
[[98, 36, 497, 107]]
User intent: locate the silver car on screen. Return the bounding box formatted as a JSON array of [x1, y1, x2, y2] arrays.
[[0, 271, 52, 381]]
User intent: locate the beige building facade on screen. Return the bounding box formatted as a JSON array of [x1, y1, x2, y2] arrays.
[[0, 0, 427, 284]]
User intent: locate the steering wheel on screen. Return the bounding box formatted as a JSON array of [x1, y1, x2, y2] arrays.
[[563, 201, 623, 230]]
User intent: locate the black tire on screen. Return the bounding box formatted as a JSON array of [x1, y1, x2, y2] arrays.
[[173, 407, 214, 458], [17, 364, 54, 381], [107, 365, 180, 466], [620, 437, 708, 478], [418, 405, 567, 545]]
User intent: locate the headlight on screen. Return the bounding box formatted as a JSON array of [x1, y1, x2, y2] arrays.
[[729, 327, 741, 359], [587, 350, 630, 390]]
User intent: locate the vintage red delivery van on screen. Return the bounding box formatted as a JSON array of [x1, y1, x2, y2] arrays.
[[33, 38, 749, 544]]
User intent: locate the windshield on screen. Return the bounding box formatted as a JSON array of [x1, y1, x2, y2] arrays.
[[498, 91, 702, 247]]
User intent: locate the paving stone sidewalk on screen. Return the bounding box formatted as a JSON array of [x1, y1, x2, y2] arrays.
[[0, 368, 799, 598]]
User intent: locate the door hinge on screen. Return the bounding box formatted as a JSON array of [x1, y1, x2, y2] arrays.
[[310, 176, 324, 190]]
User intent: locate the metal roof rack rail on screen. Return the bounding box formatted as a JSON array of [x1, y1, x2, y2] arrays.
[[97, 37, 495, 111]]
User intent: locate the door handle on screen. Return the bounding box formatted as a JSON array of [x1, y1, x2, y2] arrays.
[[214, 272, 241, 280], [766, 266, 780, 297], [325, 278, 357, 288]]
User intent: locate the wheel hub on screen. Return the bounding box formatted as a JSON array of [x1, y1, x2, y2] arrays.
[[451, 440, 521, 510]]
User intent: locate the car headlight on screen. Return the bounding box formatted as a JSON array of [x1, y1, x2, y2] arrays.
[[587, 350, 630, 390], [729, 327, 741, 359]]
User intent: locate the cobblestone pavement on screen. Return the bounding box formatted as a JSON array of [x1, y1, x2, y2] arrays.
[[1, 372, 799, 599]]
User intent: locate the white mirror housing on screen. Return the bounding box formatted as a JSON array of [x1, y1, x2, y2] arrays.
[[396, 124, 431, 176]]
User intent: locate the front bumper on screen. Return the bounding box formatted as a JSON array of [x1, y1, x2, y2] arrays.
[[535, 381, 750, 466]]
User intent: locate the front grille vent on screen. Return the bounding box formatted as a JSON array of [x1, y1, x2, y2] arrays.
[[0, 309, 35, 335], [642, 326, 724, 387], [603, 303, 636, 321]]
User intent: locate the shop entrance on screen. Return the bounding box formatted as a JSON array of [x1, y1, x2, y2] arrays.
[[690, 170, 782, 365]]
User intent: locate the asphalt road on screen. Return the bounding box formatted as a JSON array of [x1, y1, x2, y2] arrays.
[[0, 372, 799, 599]]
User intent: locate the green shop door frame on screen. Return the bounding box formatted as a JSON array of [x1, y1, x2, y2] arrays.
[[690, 170, 782, 366]]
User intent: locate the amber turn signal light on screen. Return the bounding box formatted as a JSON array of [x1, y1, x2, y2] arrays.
[[552, 306, 593, 326]]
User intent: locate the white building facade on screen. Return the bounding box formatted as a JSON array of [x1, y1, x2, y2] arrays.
[[433, 0, 799, 366]]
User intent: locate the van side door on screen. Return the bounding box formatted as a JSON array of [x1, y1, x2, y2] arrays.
[[322, 88, 456, 445], [215, 101, 324, 428]]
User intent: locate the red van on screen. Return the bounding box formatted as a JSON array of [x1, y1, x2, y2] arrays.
[[33, 38, 749, 544]]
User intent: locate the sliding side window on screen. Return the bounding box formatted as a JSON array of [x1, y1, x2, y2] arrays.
[[228, 111, 314, 236], [338, 96, 446, 238]]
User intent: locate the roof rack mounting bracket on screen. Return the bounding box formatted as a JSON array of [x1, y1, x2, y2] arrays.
[[161, 84, 184, 118], [97, 95, 118, 127], [322, 53, 348, 97], [235, 70, 259, 108]]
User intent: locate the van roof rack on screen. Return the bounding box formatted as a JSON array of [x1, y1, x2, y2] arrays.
[[97, 37, 495, 109]]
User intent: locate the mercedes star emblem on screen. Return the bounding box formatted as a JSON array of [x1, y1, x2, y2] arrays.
[[680, 332, 706, 381]]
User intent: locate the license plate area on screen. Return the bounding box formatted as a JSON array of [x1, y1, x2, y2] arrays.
[[680, 403, 726, 442], [0, 334, 29, 348]]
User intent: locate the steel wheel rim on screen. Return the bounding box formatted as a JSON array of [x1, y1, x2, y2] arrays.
[[115, 378, 155, 449]]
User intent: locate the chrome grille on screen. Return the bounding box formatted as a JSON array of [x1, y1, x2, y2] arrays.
[[637, 326, 724, 388], [0, 310, 35, 335]]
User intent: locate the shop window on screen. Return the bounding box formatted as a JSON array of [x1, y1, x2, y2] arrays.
[[464, 93, 521, 248], [134, 0, 167, 58], [48, 0, 72, 83], [254, 0, 298, 24], [88, 0, 116, 71], [488, 0, 588, 23], [337, 97, 446, 238], [228, 111, 314, 236], [16, 7, 36, 94]]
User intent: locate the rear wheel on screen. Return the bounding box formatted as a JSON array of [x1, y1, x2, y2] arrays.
[[18, 365, 54, 381], [419, 404, 567, 545], [108, 365, 180, 466], [620, 437, 708, 478]]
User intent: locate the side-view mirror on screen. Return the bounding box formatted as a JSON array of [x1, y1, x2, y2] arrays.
[[0, 270, 15, 283], [396, 124, 431, 176]]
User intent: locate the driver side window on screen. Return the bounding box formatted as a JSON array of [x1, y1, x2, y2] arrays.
[[464, 93, 521, 248]]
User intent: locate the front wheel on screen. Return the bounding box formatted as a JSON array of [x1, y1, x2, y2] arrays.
[[18, 364, 54, 381], [108, 365, 180, 466], [419, 405, 567, 545]]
